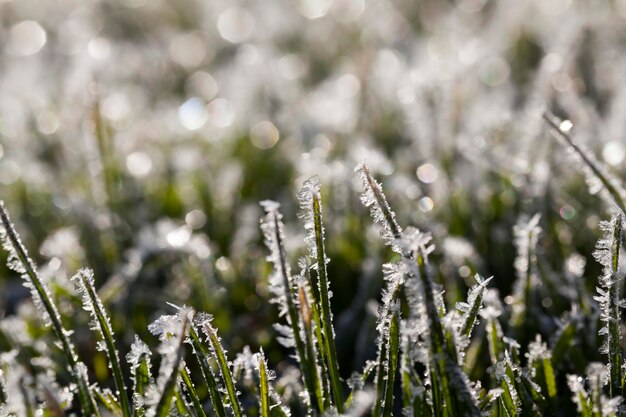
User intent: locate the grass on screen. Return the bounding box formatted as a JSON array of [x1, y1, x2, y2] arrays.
[[3, 109, 626, 416]]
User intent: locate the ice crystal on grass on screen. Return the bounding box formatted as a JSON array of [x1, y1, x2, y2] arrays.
[[127, 336, 152, 380], [582, 363, 623, 416], [198, 313, 244, 417], [297, 175, 344, 412], [147, 306, 193, 417], [0, 201, 58, 328], [457, 274, 492, 339], [511, 214, 541, 327], [261, 201, 323, 413], [260, 201, 296, 332], [592, 212, 624, 396], [0, 202, 98, 415], [297, 176, 325, 263], [354, 163, 403, 252]]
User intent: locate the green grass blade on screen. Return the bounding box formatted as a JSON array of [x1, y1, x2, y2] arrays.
[[552, 320, 576, 369], [460, 275, 492, 337], [201, 319, 243, 417], [73, 268, 131, 417], [261, 202, 323, 414], [593, 214, 623, 397], [126, 336, 153, 416], [257, 350, 271, 417], [303, 260, 332, 409], [298, 178, 345, 412], [381, 310, 400, 417], [372, 331, 389, 417], [188, 324, 227, 417], [134, 355, 151, 416], [126, 335, 156, 417], [355, 163, 403, 243], [93, 388, 122, 416], [0, 202, 99, 416], [298, 283, 325, 412], [174, 389, 193, 416], [181, 367, 207, 417], [345, 360, 375, 409]]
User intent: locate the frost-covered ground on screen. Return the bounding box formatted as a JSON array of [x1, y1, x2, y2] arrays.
[[2, 0, 626, 416]]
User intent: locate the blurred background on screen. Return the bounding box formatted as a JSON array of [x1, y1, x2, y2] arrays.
[[1, 0, 626, 405]]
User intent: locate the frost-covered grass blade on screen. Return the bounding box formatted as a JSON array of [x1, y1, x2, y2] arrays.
[[149, 307, 192, 417], [73, 267, 132, 417], [298, 176, 344, 412], [0, 202, 99, 416], [200, 315, 244, 417], [188, 323, 227, 417]]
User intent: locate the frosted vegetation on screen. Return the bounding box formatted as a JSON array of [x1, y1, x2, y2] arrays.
[[3, 0, 626, 416]]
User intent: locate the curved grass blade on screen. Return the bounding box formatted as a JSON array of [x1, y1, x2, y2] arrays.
[[73, 268, 131, 417], [0, 202, 99, 416]]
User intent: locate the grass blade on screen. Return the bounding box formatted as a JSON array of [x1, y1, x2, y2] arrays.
[[180, 367, 207, 417], [302, 256, 332, 409], [72, 268, 131, 417], [0, 202, 99, 416], [592, 213, 623, 396], [200, 316, 244, 417], [381, 308, 400, 417], [93, 388, 122, 416], [459, 275, 492, 338], [257, 350, 271, 417], [126, 336, 153, 416], [188, 323, 227, 417], [261, 201, 323, 413], [298, 177, 344, 412]]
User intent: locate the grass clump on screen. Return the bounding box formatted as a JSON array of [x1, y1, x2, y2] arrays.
[[3, 117, 626, 417]]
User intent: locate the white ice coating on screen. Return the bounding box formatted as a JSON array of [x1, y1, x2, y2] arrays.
[[72, 268, 115, 351], [526, 334, 551, 365], [567, 374, 587, 413], [260, 201, 295, 322], [296, 176, 326, 263], [0, 201, 58, 327], [448, 274, 493, 360], [127, 335, 152, 378], [584, 362, 622, 415], [511, 213, 541, 322], [146, 306, 193, 414], [354, 163, 403, 252], [591, 212, 624, 359]]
